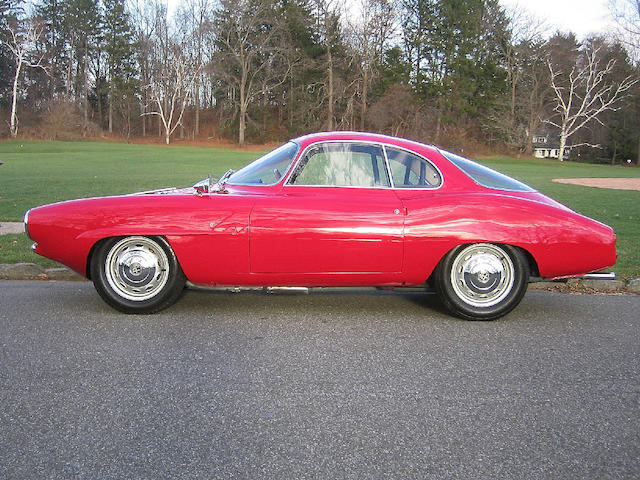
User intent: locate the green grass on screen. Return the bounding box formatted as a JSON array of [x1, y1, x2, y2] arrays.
[[0, 140, 262, 221], [1, 140, 639, 279], [0, 234, 60, 268]]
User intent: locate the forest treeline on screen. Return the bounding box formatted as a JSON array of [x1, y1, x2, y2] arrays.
[[1, 0, 639, 162]]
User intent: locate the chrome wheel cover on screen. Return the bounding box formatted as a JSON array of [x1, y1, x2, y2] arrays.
[[104, 237, 170, 302], [450, 244, 515, 308]]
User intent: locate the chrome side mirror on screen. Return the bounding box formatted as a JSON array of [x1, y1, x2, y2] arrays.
[[193, 173, 215, 196]]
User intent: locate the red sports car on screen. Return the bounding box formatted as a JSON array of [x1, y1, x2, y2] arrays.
[[24, 132, 616, 320]]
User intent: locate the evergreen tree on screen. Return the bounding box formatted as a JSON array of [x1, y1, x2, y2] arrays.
[[34, 0, 67, 98], [102, 0, 136, 133], [401, 0, 509, 141], [0, 0, 23, 106], [65, 0, 101, 130]]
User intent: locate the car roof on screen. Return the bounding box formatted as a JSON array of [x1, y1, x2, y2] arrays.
[[291, 131, 440, 155]]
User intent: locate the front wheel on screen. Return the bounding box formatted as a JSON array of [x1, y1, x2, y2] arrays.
[[434, 243, 529, 321], [91, 236, 186, 314]]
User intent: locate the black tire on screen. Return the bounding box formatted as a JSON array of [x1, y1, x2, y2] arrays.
[[90, 236, 186, 314], [434, 243, 529, 321]]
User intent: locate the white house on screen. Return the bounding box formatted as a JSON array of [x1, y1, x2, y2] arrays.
[[532, 133, 570, 160]]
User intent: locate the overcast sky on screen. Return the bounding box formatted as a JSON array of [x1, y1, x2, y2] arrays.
[[166, 0, 615, 41], [498, 0, 613, 39]]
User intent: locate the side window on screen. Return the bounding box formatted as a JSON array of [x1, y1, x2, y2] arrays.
[[386, 147, 442, 188], [290, 143, 390, 187]]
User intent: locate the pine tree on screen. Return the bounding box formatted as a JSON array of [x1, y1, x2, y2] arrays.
[[35, 0, 67, 98], [102, 0, 135, 134], [65, 0, 100, 131]]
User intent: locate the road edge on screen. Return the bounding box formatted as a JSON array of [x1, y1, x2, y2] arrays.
[[1, 262, 640, 294]]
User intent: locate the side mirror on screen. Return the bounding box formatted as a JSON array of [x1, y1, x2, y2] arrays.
[[193, 173, 214, 196]]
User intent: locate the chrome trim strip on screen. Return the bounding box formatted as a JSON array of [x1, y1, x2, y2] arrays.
[[23, 209, 31, 240], [283, 139, 445, 191], [581, 272, 617, 280]]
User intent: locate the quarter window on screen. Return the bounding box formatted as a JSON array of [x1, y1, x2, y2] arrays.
[[289, 143, 390, 187], [440, 149, 535, 192], [386, 147, 442, 188]]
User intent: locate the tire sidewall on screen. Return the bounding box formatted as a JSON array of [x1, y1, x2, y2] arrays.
[[91, 236, 185, 314], [435, 243, 529, 321]]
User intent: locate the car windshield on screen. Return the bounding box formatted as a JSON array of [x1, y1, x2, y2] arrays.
[[227, 142, 299, 185], [440, 150, 536, 192]]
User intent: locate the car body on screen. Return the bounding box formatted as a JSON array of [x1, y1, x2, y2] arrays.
[[24, 132, 616, 319]]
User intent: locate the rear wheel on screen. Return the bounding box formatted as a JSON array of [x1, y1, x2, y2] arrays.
[[91, 236, 185, 314], [434, 243, 529, 320]]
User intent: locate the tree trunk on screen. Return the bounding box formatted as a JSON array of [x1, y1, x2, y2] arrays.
[[66, 41, 74, 100], [83, 37, 89, 134], [10, 57, 22, 138], [97, 86, 103, 129], [510, 68, 517, 130], [327, 48, 334, 130], [239, 102, 246, 145], [360, 67, 368, 131], [611, 144, 617, 165], [239, 66, 247, 145], [558, 131, 566, 162], [108, 90, 113, 134], [525, 88, 539, 155], [288, 68, 294, 128], [195, 74, 200, 137], [435, 98, 443, 144], [141, 103, 146, 137]]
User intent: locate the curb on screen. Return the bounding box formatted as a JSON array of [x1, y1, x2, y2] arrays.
[[0, 263, 86, 281], [1, 263, 640, 293], [529, 277, 639, 294]]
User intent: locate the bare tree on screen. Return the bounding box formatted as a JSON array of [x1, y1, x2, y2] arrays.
[[546, 44, 638, 161], [608, 0, 640, 164], [130, 0, 161, 137], [609, 0, 640, 61], [176, 0, 212, 138], [502, 7, 548, 138], [311, 0, 342, 131], [349, 0, 396, 130], [3, 16, 48, 138], [145, 47, 200, 145], [213, 0, 288, 145]]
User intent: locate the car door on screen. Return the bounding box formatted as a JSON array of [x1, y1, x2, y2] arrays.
[[249, 142, 405, 275]]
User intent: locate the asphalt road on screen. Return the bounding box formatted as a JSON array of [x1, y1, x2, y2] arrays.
[[1, 280, 639, 480]]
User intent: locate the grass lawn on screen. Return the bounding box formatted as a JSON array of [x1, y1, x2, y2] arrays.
[[0, 140, 261, 221], [1, 140, 639, 279]]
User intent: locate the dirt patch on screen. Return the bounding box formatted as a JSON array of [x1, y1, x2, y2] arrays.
[[552, 178, 640, 191]]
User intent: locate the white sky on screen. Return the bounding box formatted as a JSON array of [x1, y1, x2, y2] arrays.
[[499, 0, 615, 40], [166, 0, 615, 41]]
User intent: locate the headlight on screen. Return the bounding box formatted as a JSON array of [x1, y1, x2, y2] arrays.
[[23, 209, 31, 240]]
